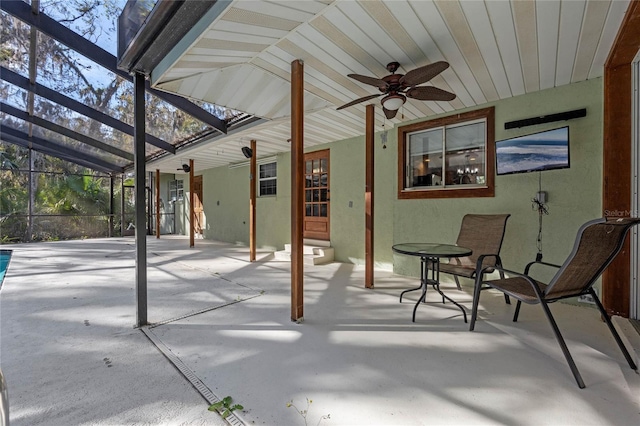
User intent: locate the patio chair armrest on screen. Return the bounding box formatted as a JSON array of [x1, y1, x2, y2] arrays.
[[474, 254, 502, 277], [523, 260, 562, 275], [477, 266, 546, 297], [478, 264, 516, 279]]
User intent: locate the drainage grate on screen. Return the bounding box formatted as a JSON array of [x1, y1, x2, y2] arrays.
[[140, 326, 245, 426]]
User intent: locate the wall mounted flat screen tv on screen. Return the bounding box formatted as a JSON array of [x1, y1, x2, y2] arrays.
[[496, 126, 570, 175]]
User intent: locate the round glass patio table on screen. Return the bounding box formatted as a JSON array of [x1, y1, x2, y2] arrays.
[[392, 243, 472, 323]]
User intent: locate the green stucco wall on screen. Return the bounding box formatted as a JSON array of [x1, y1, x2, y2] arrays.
[[178, 78, 603, 283], [392, 78, 603, 278], [196, 154, 290, 249]]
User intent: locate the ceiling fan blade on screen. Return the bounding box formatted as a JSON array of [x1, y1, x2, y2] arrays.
[[407, 86, 456, 101], [400, 61, 450, 87], [383, 107, 398, 119], [347, 74, 389, 90], [336, 93, 382, 110]]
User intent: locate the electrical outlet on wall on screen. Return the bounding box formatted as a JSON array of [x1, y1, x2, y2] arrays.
[[536, 191, 547, 204]]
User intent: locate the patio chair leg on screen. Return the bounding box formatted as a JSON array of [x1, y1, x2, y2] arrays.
[[590, 289, 638, 371], [513, 301, 521, 322], [454, 276, 462, 291], [540, 299, 585, 389], [469, 277, 483, 331]]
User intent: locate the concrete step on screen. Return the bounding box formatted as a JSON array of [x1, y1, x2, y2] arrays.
[[284, 244, 333, 255], [303, 238, 331, 247], [613, 316, 640, 367], [274, 244, 334, 265]]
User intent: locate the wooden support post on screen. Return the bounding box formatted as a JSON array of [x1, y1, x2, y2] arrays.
[[365, 104, 375, 289], [155, 169, 160, 238], [189, 159, 195, 248], [602, 0, 640, 317], [291, 59, 304, 322], [250, 139, 257, 262]]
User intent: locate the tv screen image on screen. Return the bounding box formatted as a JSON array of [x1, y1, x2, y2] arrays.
[[496, 126, 570, 175]]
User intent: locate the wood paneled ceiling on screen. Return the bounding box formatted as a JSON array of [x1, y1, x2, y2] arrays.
[[148, 0, 631, 173]]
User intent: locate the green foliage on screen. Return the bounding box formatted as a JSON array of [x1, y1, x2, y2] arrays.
[[287, 398, 330, 426], [0, 145, 131, 242], [0, 151, 19, 170], [1, 147, 28, 241], [1, 0, 237, 163], [208, 396, 244, 419], [1, 0, 238, 243], [35, 173, 108, 216]]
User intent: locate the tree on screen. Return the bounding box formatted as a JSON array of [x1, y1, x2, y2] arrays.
[[0, 1, 237, 241]]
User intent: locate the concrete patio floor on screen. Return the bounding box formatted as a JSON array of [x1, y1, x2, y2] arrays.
[[1, 236, 639, 425]]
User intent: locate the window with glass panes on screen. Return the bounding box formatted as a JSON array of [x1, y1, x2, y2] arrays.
[[398, 107, 495, 199], [305, 156, 329, 217], [259, 162, 277, 196], [169, 180, 184, 201]]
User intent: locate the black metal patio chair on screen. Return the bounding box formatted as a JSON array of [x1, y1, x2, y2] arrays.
[[440, 214, 511, 292], [400, 214, 511, 305], [469, 217, 640, 388]]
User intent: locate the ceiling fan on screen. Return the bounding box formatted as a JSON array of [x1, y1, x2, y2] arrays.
[[336, 61, 456, 119]]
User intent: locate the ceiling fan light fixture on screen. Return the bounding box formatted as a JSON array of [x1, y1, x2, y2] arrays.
[[381, 93, 405, 111], [337, 60, 453, 112]]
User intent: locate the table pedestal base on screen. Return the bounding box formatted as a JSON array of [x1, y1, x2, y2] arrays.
[[401, 256, 468, 323]]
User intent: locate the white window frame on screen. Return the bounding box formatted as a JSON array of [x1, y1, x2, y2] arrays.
[[169, 179, 184, 201], [258, 162, 277, 197]]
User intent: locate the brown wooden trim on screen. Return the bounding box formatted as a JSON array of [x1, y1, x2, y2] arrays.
[[249, 139, 256, 262], [291, 59, 304, 321], [365, 104, 375, 289], [397, 107, 495, 199], [605, 0, 640, 68], [602, 0, 640, 317], [304, 149, 329, 161], [303, 149, 330, 240], [189, 158, 194, 248], [155, 169, 160, 238]]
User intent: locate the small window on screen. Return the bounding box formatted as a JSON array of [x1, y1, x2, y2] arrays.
[[259, 162, 277, 196], [169, 179, 184, 201], [398, 107, 495, 199]]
